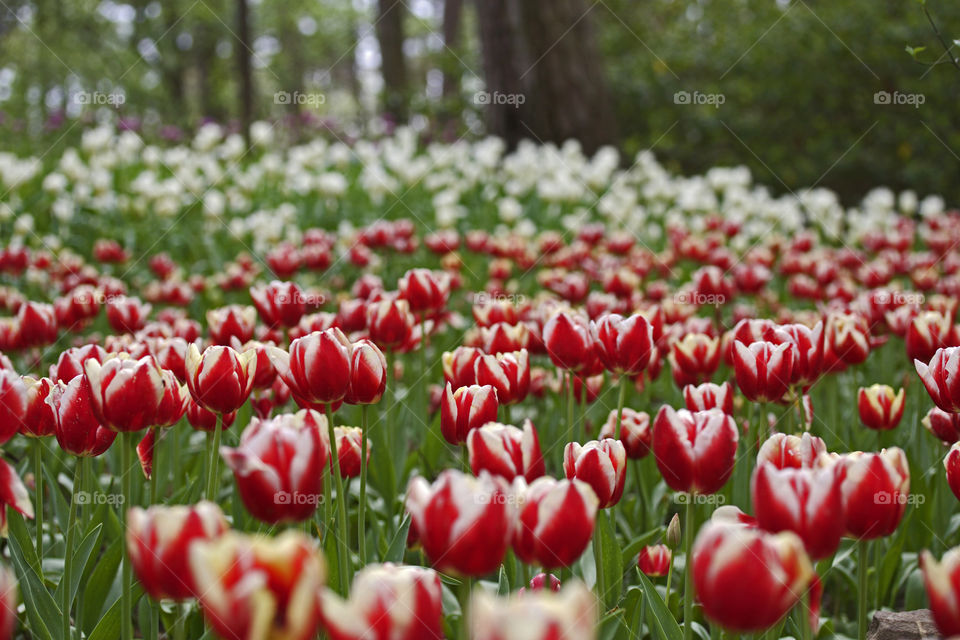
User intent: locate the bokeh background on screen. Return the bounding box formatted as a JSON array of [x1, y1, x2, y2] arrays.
[[1, 0, 958, 203]]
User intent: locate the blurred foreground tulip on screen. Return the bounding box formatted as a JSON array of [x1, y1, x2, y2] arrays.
[[922, 547, 960, 637], [916, 347, 960, 413], [469, 580, 598, 640]]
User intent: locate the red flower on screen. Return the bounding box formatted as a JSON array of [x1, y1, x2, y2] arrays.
[[822, 311, 870, 373], [189, 531, 326, 640], [366, 298, 414, 349], [440, 383, 499, 445], [84, 355, 166, 432], [442, 346, 483, 388], [692, 520, 814, 632], [922, 547, 960, 637], [906, 310, 957, 364], [778, 322, 824, 386], [185, 398, 237, 432], [469, 581, 597, 640], [0, 371, 26, 444], [126, 501, 228, 600], [924, 407, 960, 444], [598, 408, 651, 459], [331, 426, 367, 479], [857, 384, 906, 431], [106, 296, 151, 334], [832, 448, 910, 539], [405, 470, 511, 576], [752, 462, 844, 559], [757, 433, 826, 469], [563, 438, 626, 508], [344, 339, 387, 405], [946, 442, 960, 502], [479, 322, 529, 355], [221, 409, 330, 524], [473, 350, 530, 405], [17, 302, 57, 347], [320, 563, 443, 640], [513, 477, 598, 569], [668, 333, 721, 387], [250, 280, 307, 328], [637, 544, 671, 577], [467, 420, 544, 481], [0, 457, 33, 535], [590, 313, 655, 375], [652, 406, 738, 495], [20, 376, 57, 437], [683, 381, 734, 415], [185, 344, 257, 414], [543, 312, 593, 372], [732, 340, 794, 403], [206, 305, 257, 345], [47, 376, 117, 457], [916, 347, 960, 413]]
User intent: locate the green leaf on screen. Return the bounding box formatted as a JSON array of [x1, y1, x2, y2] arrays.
[[8, 510, 63, 640], [596, 509, 623, 609], [53, 524, 103, 607], [497, 564, 510, 596], [7, 506, 41, 578], [384, 514, 411, 563], [87, 587, 143, 640], [81, 540, 122, 633], [636, 570, 683, 640]]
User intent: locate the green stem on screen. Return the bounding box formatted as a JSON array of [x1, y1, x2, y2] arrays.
[[358, 405, 369, 566], [62, 461, 81, 640], [800, 586, 812, 640], [174, 603, 188, 640], [633, 460, 648, 531], [567, 373, 575, 440], [205, 415, 223, 501], [614, 375, 628, 440], [458, 577, 473, 640], [32, 438, 44, 577], [858, 539, 869, 640], [594, 510, 607, 602], [326, 405, 351, 595], [121, 432, 135, 640], [149, 428, 159, 640], [665, 548, 675, 609], [683, 495, 696, 640]]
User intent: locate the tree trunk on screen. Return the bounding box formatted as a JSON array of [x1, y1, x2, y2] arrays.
[[236, 0, 254, 144], [439, 0, 464, 138], [375, 0, 409, 123], [475, 0, 530, 147]]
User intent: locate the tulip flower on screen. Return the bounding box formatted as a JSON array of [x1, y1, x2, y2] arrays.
[[544, 312, 594, 372], [221, 409, 329, 524], [20, 376, 57, 437], [467, 420, 544, 481], [683, 381, 734, 415], [692, 520, 814, 632], [319, 563, 444, 640], [185, 398, 237, 432], [473, 349, 530, 405], [752, 462, 844, 559], [916, 347, 960, 413], [857, 384, 906, 431], [440, 383, 499, 444], [591, 313, 655, 375], [732, 340, 795, 403], [106, 296, 151, 334], [344, 339, 387, 404], [523, 573, 562, 593], [47, 376, 117, 457], [17, 301, 57, 347], [652, 406, 739, 495], [598, 408, 651, 459], [668, 332, 721, 387], [833, 448, 910, 539], [906, 310, 957, 364], [822, 311, 870, 373], [84, 355, 166, 432], [757, 432, 826, 469], [442, 346, 483, 388], [185, 344, 257, 415], [269, 329, 351, 409], [563, 438, 626, 508], [921, 547, 960, 636], [0, 371, 25, 445], [778, 322, 824, 386], [926, 407, 960, 444], [50, 344, 108, 383], [469, 580, 597, 640], [366, 298, 414, 349], [189, 531, 326, 640], [638, 544, 672, 577], [205, 304, 257, 345], [399, 268, 449, 313], [250, 280, 307, 328], [331, 426, 367, 478], [126, 501, 229, 600], [479, 322, 529, 355], [512, 477, 598, 569], [0, 456, 33, 535], [405, 470, 511, 576]]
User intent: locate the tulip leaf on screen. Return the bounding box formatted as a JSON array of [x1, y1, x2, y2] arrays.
[[636, 570, 683, 640], [87, 586, 143, 640], [6, 505, 41, 576], [384, 514, 411, 563], [596, 510, 623, 609], [81, 540, 123, 633], [497, 564, 510, 595], [879, 512, 910, 605], [8, 509, 62, 640], [53, 523, 103, 607]]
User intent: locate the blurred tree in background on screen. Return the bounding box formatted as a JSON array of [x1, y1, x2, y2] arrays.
[[0, 0, 957, 203]]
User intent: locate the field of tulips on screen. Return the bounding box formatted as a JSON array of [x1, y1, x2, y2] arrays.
[[2, 124, 960, 640]]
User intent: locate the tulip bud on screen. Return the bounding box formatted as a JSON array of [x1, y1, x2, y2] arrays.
[[857, 384, 906, 431], [906, 310, 956, 364], [405, 470, 511, 576], [666, 513, 681, 549], [222, 410, 330, 524], [320, 563, 443, 640], [822, 311, 870, 373], [127, 501, 228, 600], [638, 544, 671, 577], [525, 573, 562, 593], [440, 383, 499, 445], [331, 426, 368, 479], [921, 547, 960, 636], [84, 354, 166, 432], [268, 329, 351, 409], [190, 531, 326, 640], [344, 339, 387, 405], [563, 439, 626, 508], [652, 406, 738, 495], [598, 408, 651, 459], [916, 347, 960, 413], [469, 580, 597, 640], [692, 520, 814, 632], [185, 344, 257, 414], [467, 420, 544, 481], [512, 477, 598, 568]]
